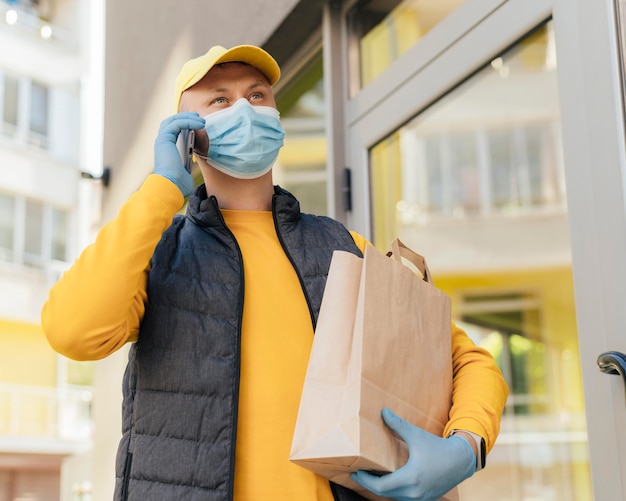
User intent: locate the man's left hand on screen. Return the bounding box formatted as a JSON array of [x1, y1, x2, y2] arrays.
[[350, 408, 476, 501]]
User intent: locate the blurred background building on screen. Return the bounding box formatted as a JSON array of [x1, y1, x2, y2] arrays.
[[2, 0, 626, 500], [0, 0, 103, 499]]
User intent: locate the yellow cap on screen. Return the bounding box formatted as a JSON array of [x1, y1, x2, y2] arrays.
[[173, 44, 281, 111]]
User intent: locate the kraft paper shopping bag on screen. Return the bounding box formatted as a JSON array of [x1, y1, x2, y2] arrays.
[[290, 239, 457, 501]]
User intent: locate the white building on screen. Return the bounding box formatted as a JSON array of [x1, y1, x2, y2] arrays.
[[0, 0, 103, 499]]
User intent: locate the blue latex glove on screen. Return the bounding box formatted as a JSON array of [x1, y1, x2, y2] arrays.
[[351, 408, 476, 501], [154, 112, 205, 197]]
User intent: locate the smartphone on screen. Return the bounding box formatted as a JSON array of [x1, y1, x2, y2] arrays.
[[176, 129, 195, 173]]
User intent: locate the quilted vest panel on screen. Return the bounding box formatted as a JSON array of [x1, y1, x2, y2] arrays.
[[114, 185, 366, 501]]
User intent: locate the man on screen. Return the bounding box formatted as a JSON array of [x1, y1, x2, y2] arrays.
[[42, 45, 508, 501]]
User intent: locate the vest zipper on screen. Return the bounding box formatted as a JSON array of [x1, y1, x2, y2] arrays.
[[121, 436, 135, 501], [271, 196, 358, 501], [271, 197, 317, 330], [209, 196, 244, 501]]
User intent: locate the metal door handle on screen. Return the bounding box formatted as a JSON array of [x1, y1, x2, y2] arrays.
[[598, 352, 626, 396]]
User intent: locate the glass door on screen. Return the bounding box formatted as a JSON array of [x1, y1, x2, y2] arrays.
[[337, 0, 626, 497], [550, 0, 626, 498], [364, 19, 589, 499]]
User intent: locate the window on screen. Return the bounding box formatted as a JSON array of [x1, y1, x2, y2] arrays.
[[29, 80, 49, 143], [24, 199, 44, 266], [275, 52, 328, 215], [459, 292, 545, 416], [2, 73, 19, 134], [364, 18, 589, 498], [0, 193, 15, 259], [0, 191, 69, 268], [397, 122, 564, 217], [369, 22, 564, 245], [50, 207, 68, 261], [0, 71, 50, 148], [454, 287, 589, 499], [348, 0, 466, 92]]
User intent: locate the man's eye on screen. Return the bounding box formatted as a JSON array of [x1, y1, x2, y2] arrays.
[[249, 93, 263, 101], [212, 97, 227, 105]]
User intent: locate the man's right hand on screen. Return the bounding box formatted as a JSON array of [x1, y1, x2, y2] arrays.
[[154, 112, 205, 197]]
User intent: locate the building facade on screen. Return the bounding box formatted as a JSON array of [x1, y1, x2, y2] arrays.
[[0, 0, 103, 499]]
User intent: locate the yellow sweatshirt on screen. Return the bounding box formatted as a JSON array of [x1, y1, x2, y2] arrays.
[[42, 174, 508, 499]]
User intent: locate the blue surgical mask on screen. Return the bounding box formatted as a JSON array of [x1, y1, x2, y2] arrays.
[[196, 98, 285, 179]]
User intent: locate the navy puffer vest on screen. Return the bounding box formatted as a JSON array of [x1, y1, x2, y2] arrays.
[[114, 185, 367, 501]]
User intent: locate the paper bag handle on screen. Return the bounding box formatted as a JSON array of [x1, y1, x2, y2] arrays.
[[386, 238, 434, 284]]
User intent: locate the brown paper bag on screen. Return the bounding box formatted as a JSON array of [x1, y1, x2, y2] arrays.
[[289, 239, 458, 501]]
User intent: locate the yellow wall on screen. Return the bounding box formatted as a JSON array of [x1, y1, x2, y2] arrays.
[[436, 266, 585, 414], [0, 318, 57, 387]]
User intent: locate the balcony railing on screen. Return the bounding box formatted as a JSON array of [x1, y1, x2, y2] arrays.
[[0, 383, 93, 442]]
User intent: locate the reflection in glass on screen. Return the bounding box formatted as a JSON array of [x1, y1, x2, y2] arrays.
[[348, 0, 465, 90], [275, 53, 328, 215], [460, 292, 545, 417], [371, 23, 564, 245], [369, 21, 591, 500]]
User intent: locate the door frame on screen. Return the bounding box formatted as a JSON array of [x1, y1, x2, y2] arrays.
[[336, 0, 626, 498], [553, 0, 626, 498], [341, 0, 552, 236]]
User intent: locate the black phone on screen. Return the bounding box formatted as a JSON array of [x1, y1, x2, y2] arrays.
[[176, 129, 195, 173]]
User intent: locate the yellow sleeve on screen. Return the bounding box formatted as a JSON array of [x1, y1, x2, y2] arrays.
[[443, 322, 509, 453], [41, 175, 184, 361], [349, 232, 508, 452]]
